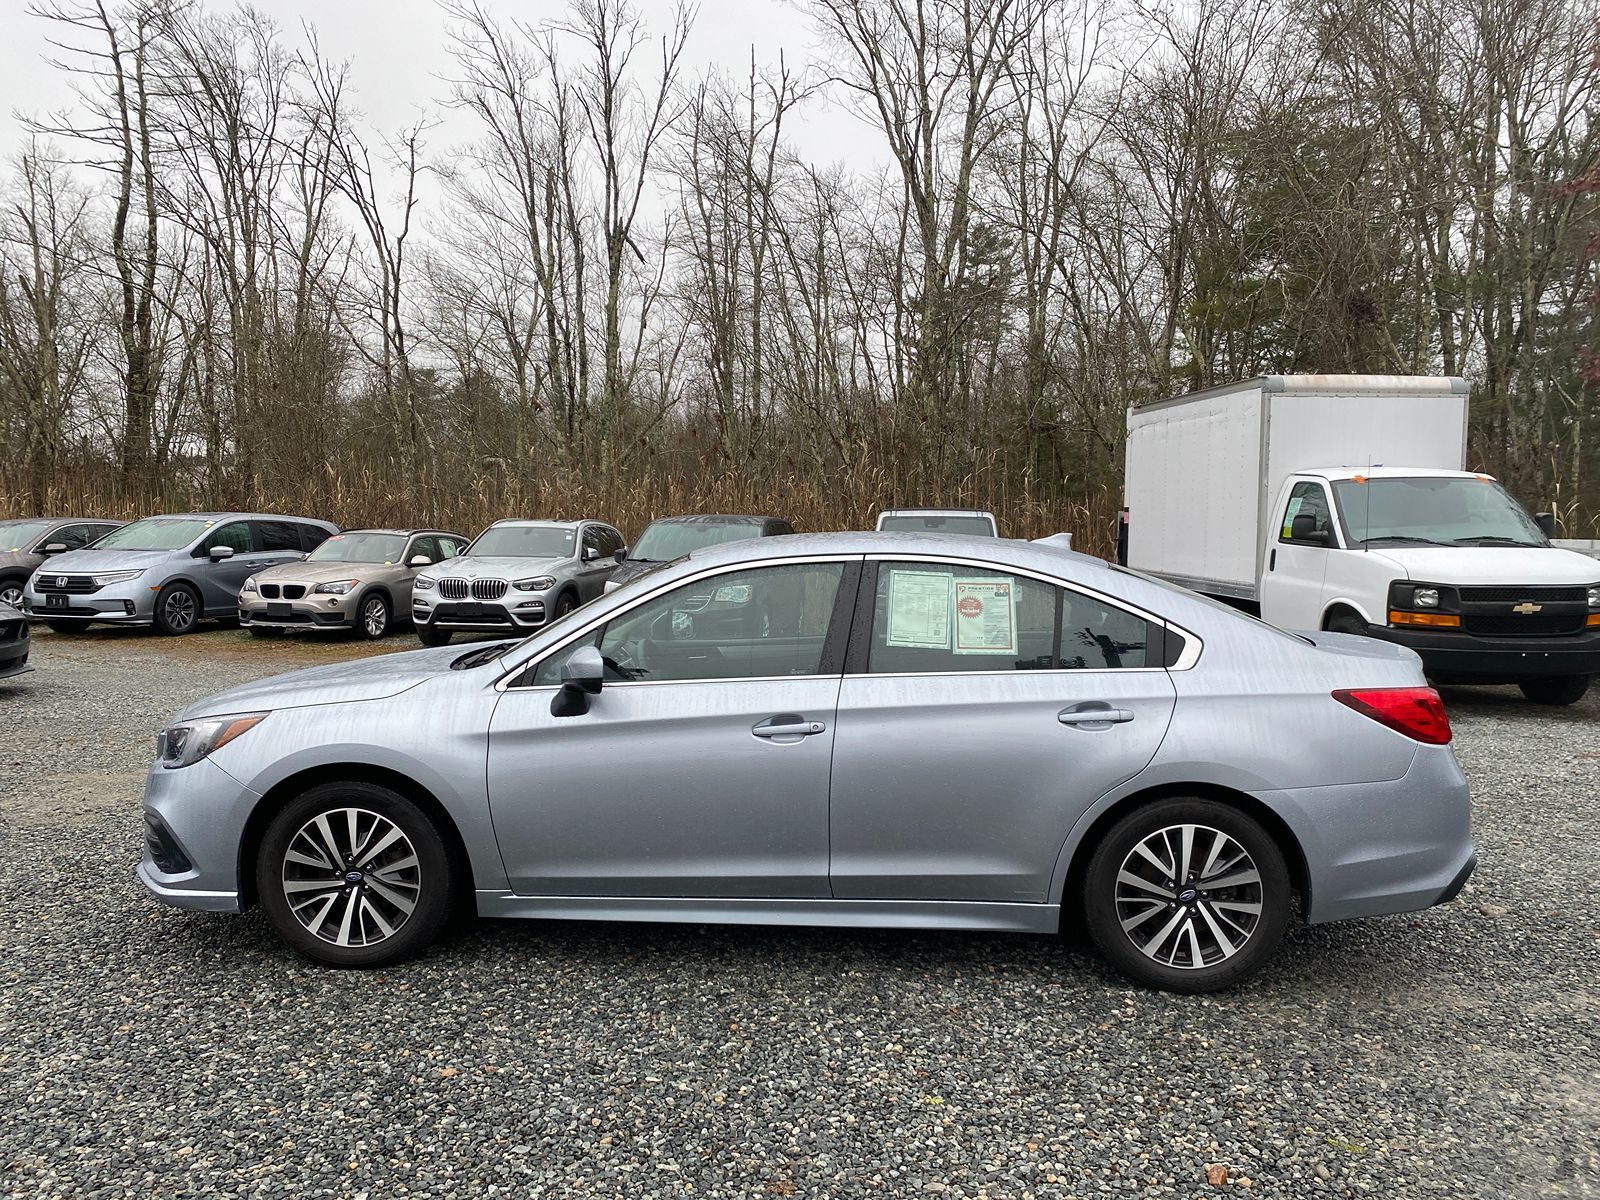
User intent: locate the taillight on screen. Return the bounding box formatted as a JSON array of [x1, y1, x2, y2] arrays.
[[1332, 687, 1452, 745]]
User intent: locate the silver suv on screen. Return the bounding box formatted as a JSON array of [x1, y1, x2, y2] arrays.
[[240, 528, 470, 640], [412, 519, 625, 646], [23, 512, 338, 635], [875, 508, 998, 536]]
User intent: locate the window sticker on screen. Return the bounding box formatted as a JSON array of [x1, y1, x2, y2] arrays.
[[713, 584, 753, 604], [885, 569, 952, 649], [1281, 496, 1303, 538], [671, 609, 694, 638], [953, 579, 1018, 655]]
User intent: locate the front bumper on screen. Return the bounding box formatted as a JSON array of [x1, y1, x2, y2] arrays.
[[1366, 622, 1600, 682], [413, 593, 551, 633], [137, 756, 258, 912], [240, 592, 359, 631], [22, 578, 156, 625], [0, 637, 30, 679]]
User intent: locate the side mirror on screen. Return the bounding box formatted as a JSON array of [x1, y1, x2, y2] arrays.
[[550, 645, 604, 717], [408, 555, 433, 568], [582, 545, 601, 562], [1534, 511, 1556, 538], [40, 543, 68, 556], [1290, 514, 1330, 546], [613, 547, 628, 563], [208, 545, 235, 561]]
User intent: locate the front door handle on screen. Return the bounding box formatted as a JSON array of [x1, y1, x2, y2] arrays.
[[1058, 704, 1134, 728], [752, 714, 827, 739]]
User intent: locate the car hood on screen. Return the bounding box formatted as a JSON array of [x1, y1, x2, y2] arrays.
[[1370, 545, 1599, 586], [608, 558, 662, 587], [420, 555, 569, 581], [251, 560, 393, 584], [174, 644, 478, 721], [30, 548, 172, 574]]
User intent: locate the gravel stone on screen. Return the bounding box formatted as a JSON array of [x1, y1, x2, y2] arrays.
[[1, 629, 1597, 1198]]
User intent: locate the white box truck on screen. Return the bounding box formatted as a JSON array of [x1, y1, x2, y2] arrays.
[[1121, 374, 1600, 705]]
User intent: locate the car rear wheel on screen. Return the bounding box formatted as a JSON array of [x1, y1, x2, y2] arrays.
[[1519, 676, 1589, 706], [356, 593, 391, 640], [416, 624, 451, 647], [1083, 798, 1291, 993], [153, 582, 201, 635], [0, 577, 24, 609], [256, 781, 454, 967]]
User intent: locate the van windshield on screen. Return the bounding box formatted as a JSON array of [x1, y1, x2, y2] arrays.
[[95, 517, 214, 551], [1332, 477, 1547, 547]]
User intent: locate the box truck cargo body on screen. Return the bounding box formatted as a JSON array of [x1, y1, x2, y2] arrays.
[[1122, 375, 1600, 705]]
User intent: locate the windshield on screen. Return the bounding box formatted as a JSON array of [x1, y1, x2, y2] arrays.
[[95, 517, 213, 551], [0, 520, 54, 552], [468, 524, 576, 559], [878, 514, 996, 536], [630, 520, 762, 561], [308, 532, 407, 564], [1332, 477, 1547, 547]]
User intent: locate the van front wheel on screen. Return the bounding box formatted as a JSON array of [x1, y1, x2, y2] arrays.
[[1519, 676, 1589, 706]]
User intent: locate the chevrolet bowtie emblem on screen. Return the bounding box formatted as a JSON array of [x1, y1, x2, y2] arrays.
[[1512, 602, 1541, 615]]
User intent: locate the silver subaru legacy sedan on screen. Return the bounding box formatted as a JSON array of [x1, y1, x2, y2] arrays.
[[138, 532, 1475, 992]]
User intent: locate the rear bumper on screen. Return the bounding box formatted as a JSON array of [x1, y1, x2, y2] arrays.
[[1366, 622, 1600, 682]]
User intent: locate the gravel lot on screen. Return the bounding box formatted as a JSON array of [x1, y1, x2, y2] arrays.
[[1, 627, 1596, 1199]]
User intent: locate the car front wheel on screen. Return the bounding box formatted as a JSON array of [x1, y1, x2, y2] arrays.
[[0, 577, 25, 609], [1083, 798, 1291, 993], [416, 624, 451, 647], [256, 781, 454, 967], [153, 582, 201, 635], [356, 593, 391, 640]]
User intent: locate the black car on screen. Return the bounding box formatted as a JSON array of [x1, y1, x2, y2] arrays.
[[0, 600, 31, 680], [606, 514, 795, 593]]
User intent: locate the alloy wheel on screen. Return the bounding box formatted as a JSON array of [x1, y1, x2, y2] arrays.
[[0, 582, 22, 609], [280, 807, 422, 948], [1114, 823, 1264, 970], [362, 596, 388, 637], [163, 589, 197, 631]]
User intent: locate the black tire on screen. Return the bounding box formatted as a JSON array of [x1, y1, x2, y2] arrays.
[[1082, 797, 1292, 994], [256, 781, 454, 967], [355, 592, 391, 640], [152, 582, 202, 635], [248, 625, 274, 639], [554, 591, 578, 619], [1323, 608, 1368, 637], [416, 623, 451, 648], [45, 620, 81, 634], [1519, 676, 1589, 706], [0, 576, 25, 610]]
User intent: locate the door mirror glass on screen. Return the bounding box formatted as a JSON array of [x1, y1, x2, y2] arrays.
[[408, 555, 433, 568], [1534, 511, 1557, 538], [209, 545, 235, 561]]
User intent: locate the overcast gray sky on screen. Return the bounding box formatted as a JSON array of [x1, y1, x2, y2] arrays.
[[0, 0, 877, 175]]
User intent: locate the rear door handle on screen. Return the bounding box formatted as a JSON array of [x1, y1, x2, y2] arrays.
[[1058, 704, 1134, 727], [752, 714, 827, 738]]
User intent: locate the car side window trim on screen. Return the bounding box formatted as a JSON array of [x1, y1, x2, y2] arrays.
[[842, 552, 1200, 676], [496, 554, 865, 691]]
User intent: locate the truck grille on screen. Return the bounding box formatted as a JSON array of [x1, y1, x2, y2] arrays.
[[1464, 614, 1586, 638], [439, 578, 507, 600], [35, 575, 99, 594], [1458, 585, 1585, 604]]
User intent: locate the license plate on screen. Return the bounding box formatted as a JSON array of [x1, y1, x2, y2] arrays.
[[267, 603, 292, 618], [449, 603, 488, 619], [45, 594, 66, 609]]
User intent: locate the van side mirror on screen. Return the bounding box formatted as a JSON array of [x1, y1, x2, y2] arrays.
[[41, 542, 68, 556], [1534, 511, 1556, 538], [550, 645, 604, 717], [208, 545, 235, 561], [613, 547, 628, 563], [1290, 514, 1330, 546], [408, 555, 433, 568]]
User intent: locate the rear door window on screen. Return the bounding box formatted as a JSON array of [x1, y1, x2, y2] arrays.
[[255, 521, 304, 552]]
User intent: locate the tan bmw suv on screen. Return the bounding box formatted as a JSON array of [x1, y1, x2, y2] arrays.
[[239, 528, 469, 639]]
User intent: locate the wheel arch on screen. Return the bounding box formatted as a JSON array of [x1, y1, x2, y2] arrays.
[[238, 762, 476, 910], [1058, 781, 1310, 926], [1321, 598, 1377, 629]]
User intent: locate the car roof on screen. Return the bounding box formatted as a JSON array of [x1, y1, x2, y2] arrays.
[[684, 530, 1097, 574], [334, 527, 463, 537], [134, 511, 338, 524], [1294, 467, 1484, 483], [877, 508, 996, 518], [645, 514, 778, 526], [0, 516, 120, 525], [486, 519, 599, 529]]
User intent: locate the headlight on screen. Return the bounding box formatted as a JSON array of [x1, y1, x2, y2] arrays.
[[156, 712, 267, 769], [313, 579, 357, 595], [241, 578, 258, 594], [1412, 587, 1440, 609], [1588, 585, 1600, 611], [92, 570, 144, 585], [513, 575, 556, 592], [414, 576, 435, 591]]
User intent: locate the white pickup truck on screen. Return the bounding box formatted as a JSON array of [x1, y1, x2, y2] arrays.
[[1121, 374, 1600, 705]]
